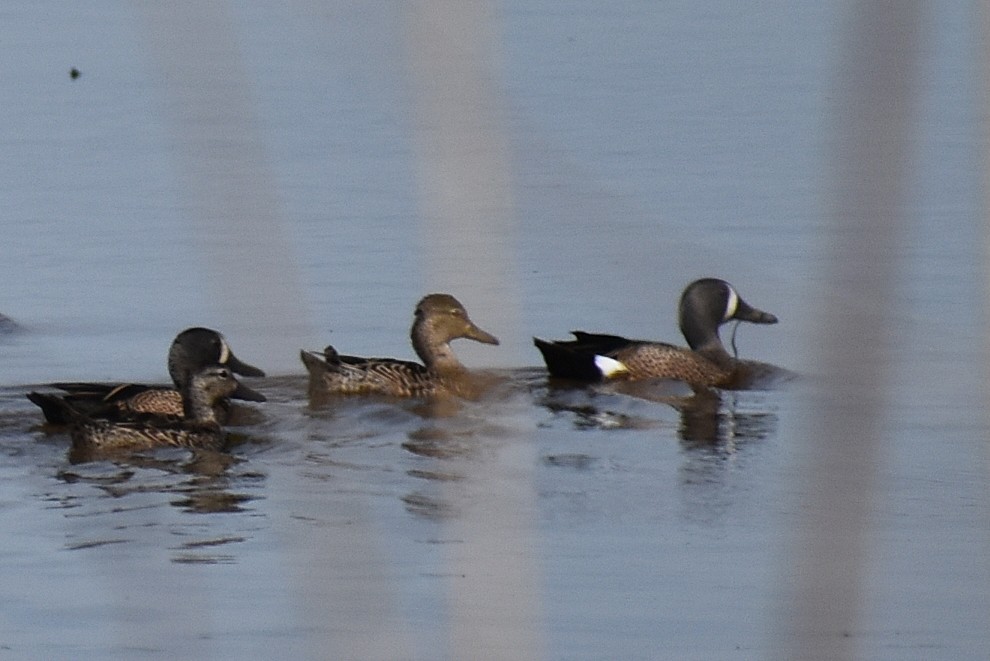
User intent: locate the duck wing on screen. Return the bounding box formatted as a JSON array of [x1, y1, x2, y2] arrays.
[[302, 347, 437, 397]]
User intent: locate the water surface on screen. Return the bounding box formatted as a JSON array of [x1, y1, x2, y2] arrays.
[[1, 2, 988, 660]]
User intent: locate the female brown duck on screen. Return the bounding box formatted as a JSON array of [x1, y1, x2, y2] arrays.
[[67, 365, 251, 457], [301, 294, 499, 398]]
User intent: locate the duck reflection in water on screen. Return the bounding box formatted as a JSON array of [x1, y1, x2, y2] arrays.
[[539, 378, 779, 446], [58, 440, 258, 516], [667, 386, 777, 447]]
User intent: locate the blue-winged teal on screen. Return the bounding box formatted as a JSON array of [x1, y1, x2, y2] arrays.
[[534, 278, 778, 388], [67, 365, 249, 455], [301, 293, 500, 398], [27, 327, 265, 424]]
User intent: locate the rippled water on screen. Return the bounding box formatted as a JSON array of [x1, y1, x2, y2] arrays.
[[2, 2, 988, 660], [2, 369, 795, 660]]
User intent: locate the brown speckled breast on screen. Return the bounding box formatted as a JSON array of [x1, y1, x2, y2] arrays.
[[612, 344, 735, 387]]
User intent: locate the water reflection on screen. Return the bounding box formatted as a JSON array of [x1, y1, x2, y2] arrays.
[[537, 382, 667, 432], [671, 388, 778, 448], [400, 406, 500, 521], [57, 446, 260, 515], [403, 424, 477, 460], [538, 377, 779, 447]]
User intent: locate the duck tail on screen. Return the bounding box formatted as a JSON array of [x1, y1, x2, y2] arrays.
[[533, 337, 604, 381], [26, 392, 84, 425]]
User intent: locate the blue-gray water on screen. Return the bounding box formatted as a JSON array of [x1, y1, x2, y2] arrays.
[[1, 2, 988, 659]]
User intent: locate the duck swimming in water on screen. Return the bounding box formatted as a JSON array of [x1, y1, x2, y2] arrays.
[[534, 278, 778, 388], [66, 365, 251, 456], [301, 293, 499, 398], [27, 327, 265, 424]]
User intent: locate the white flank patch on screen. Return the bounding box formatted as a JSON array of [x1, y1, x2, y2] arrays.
[[723, 285, 739, 322], [594, 355, 629, 378], [218, 337, 230, 364]]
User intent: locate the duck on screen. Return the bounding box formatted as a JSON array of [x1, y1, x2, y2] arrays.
[[27, 327, 266, 424], [67, 365, 248, 455], [300, 293, 499, 398], [533, 278, 778, 388]]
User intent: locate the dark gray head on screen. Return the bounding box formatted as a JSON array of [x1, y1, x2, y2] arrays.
[[678, 278, 777, 353], [167, 327, 265, 388]]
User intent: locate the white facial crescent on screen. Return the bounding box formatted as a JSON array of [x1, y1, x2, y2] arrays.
[[722, 285, 739, 322]]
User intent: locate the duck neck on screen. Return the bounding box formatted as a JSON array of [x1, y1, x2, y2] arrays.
[[411, 321, 465, 375], [696, 343, 735, 370], [681, 319, 734, 368], [182, 387, 221, 425]]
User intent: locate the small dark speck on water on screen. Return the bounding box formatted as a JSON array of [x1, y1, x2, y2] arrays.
[[69, 67, 80, 79], [0, 313, 18, 333]]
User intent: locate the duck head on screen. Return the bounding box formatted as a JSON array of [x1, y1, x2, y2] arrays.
[[678, 278, 777, 355]]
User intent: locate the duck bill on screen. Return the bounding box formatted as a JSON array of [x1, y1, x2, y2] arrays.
[[464, 323, 500, 346], [231, 379, 267, 402], [733, 298, 778, 325], [223, 351, 266, 377]]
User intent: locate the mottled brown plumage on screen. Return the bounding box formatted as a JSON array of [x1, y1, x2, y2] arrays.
[[301, 294, 499, 398], [534, 278, 778, 388], [27, 327, 265, 424], [597, 338, 739, 385], [68, 365, 241, 455], [112, 387, 185, 415]]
